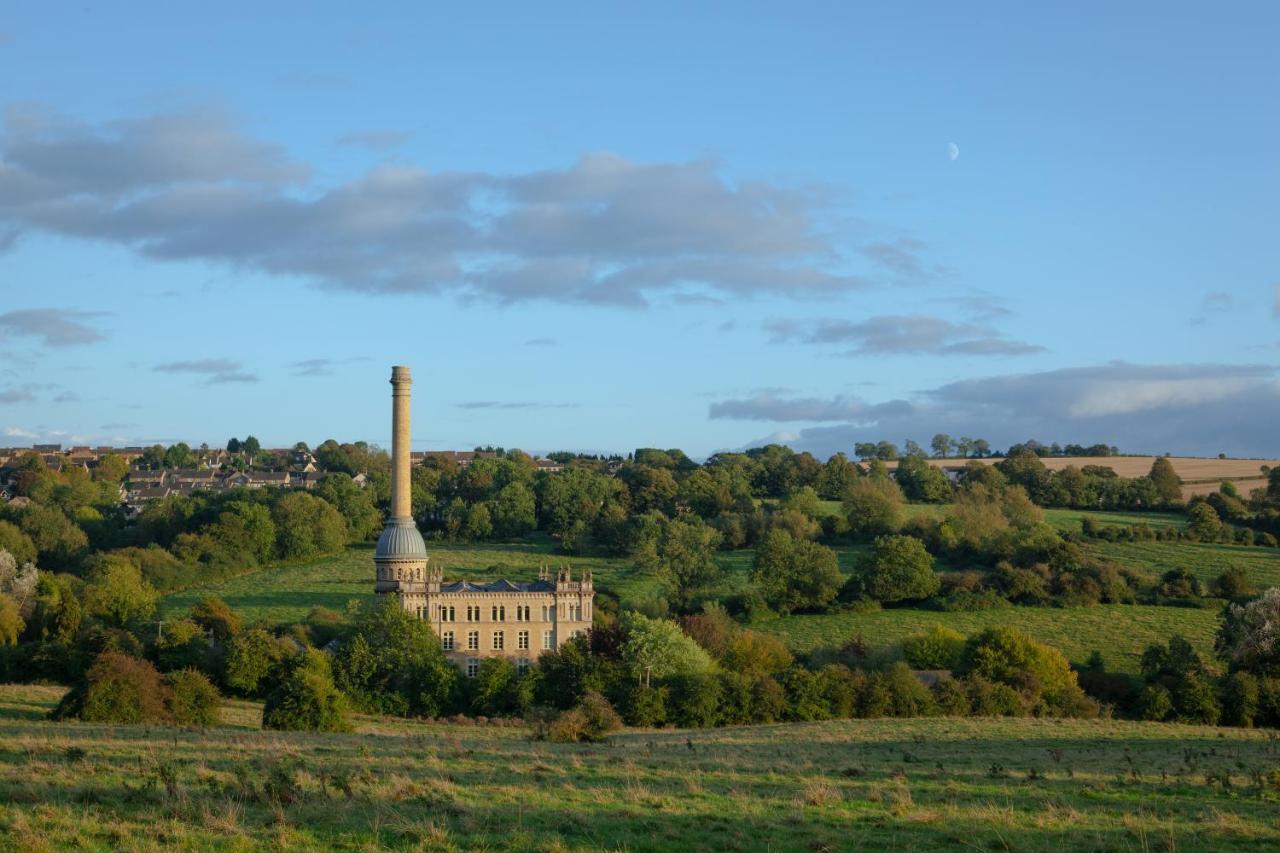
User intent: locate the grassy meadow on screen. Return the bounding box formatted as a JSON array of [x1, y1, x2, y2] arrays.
[[2, 684, 1278, 851], [755, 605, 1219, 673]]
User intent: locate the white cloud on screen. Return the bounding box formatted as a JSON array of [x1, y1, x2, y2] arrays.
[[0, 105, 895, 307], [765, 314, 1042, 356], [716, 362, 1280, 457]]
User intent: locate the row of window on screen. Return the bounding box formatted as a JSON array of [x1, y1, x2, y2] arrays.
[[466, 658, 530, 677], [442, 629, 547, 652], [423, 602, 591, 622]]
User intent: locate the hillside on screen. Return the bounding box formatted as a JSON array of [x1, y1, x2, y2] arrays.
[[885, 455, 1277, 500], [1, 684, 1277, 851]]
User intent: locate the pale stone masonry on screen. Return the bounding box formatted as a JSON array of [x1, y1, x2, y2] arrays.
[[372, 365, 593, 675]]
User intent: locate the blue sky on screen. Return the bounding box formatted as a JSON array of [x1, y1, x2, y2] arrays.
[[1, 2, 1278, 458]]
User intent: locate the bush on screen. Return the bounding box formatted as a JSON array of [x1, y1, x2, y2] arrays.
[[955, 627, 1077, 702], [546, 708, 590, 743], [931, 676, 972, 715], [576, 690, 623, 741], [152, 618, 210, 672], [262, 651, 352, 732], [166, 668, 222, 726], [191, 596, 241, 642], [1133, 684, 1173, 721], [621, 683, 669, 727], [869, 663, 938, 717], [1211, 567, 1253, 599], [1221, 671, 1260, 728], [901, 625, 966, 670], [964, 675, 1026, 717], [223, 629, 289, 697], [51, 651, 171, 724], [845, 535, 939, 604], [667, 673, 723, 727], [545, 691, 622, 742]]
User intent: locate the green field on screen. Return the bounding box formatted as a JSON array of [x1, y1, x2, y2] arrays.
[[161, 540, 875, 627], [1086, 540, 1280, 588], [756, 604, 1220, 673], [2, 684, 1277, 851]]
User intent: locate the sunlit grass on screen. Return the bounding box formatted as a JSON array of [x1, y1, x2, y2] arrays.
[[1, 684, 1277, 850]]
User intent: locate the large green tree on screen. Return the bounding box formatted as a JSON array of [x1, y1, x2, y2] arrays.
[[657, 518, 724, 611], [1148, 457, 1183, 505], [846, 535, 938, 603], [332, 598, 459, 717], [751, 529, 842, 614]]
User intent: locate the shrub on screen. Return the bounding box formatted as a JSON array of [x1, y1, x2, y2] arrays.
[[1221, 672, 1260, 728], [901, 625, 966, 670], [845, 535, 939, 604], [152, 618, 210, 672], [81, 557, 159, 628], [545, 691, 622, 743], [1133, 684, 1173, 721], [815, 664, 864, 719], [546, 708, 590, 743], [621, 683, 669, 727], [667, 672, 723, 727], [1212, 567, 1253, 599], [576, 690, 623, 741], [870, 663, 938, 717], [223, 629, 288, 697], [722, 630, 794, 675], [964, 675, 1026, 717], [1157, 567, 1202, 599], [0, 593, 22, 646], [262, 651, 352, 732], [166, 668, 222, 727], [190, 596, 241, 642], [51, 651, 170, 724], [956, 627, 1077, 703], [931, 676, 972, 716], [1172, 672, 1220, 725], [781, 667, 831, 721]]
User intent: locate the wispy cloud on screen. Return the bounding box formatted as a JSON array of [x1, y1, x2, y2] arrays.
[[0, 105, 895, 307], [709, 393, 910, 423], [456, 401, 581, 410], [154, 358, 258, 385], [765, 315, 1043, 357], [0, 308, 107, 347], [523, 337, 557, 348], [725, 362, 1280, 458], [0, 386, 38, 404]]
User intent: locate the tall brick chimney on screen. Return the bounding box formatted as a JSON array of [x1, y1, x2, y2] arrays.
[[374, 365, 427, 595]]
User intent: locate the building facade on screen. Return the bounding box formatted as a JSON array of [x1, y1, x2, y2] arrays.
[[372, 365, 593, 675]]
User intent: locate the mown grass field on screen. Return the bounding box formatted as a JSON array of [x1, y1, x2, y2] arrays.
[[2, 684, 1278, 851]]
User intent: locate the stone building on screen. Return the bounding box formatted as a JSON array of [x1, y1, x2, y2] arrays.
[[373, 365, 593, 675]]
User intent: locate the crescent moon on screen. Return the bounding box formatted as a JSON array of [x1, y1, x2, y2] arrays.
[[947, 142, 960, 161]]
